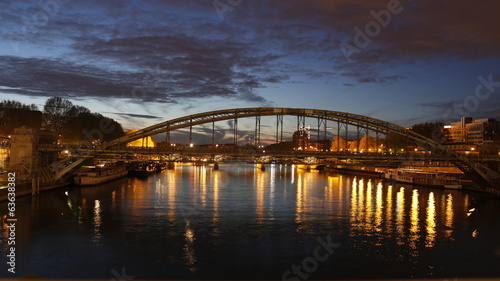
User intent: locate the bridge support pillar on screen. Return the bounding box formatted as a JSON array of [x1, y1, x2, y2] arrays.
[[167, 162, 175, 170], [213, 162, 219, 170], [9, 126, 39, 185], [257, 163, 266, 171], [32, 177, 40, 195]]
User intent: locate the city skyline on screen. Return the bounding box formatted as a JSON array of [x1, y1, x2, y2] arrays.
[[1, 0, 499, 135]]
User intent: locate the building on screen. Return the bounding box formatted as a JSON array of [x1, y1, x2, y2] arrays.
[[292, 130, 331, 151], [292, 130, 309, 150], [126, 130, 157, 147], [444, 117, 499, 145], [330, 135, 380, 152]]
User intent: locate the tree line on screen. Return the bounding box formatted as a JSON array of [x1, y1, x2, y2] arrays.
[[0, 97, 125, 144]]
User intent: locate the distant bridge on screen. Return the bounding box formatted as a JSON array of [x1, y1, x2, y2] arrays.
[[45, 108, 500, 190]]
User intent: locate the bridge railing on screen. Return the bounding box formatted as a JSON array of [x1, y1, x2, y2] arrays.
[[36, 144, 500, 161]]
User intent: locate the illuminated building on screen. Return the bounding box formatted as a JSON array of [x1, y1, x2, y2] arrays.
[[445, 117, 499, 145], [125, 130, 157, 147], [330, 136, 347, 152], [292, 130, 308, 150], [331, 135, 377, 152], [292, 130, 330, 151]]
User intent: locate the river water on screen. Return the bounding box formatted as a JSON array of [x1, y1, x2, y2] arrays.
[[1, 164, 499, 280]]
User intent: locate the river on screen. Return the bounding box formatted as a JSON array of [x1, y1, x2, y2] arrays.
[[1, 163, 499, 280]]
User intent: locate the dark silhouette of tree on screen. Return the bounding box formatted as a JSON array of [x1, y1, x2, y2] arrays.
[[62, 111, 125, 144], [42, 97, 73, 133], [38, 97, 125, 144], [0, 100, 40, 135], [409, 122, 448, 144], [1, 97, 125, 143], [384, 133, 407, 152]]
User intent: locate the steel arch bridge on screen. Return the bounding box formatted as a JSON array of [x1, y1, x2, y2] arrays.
[[97, 107, 499, 188]]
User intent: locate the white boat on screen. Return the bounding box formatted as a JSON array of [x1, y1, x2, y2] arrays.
[[74, 164, 128, 186], [384, 168, 462, 189]]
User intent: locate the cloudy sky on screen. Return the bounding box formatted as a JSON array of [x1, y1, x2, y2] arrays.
[[1, 0, 499, 141]]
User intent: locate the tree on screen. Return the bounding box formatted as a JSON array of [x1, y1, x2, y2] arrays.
[[409, 122, 448, 144], [42, 97, 73, 133], [3, 97, 125, 144], [0, 100, 40, 135], [61, 112, 125, 144], [384, 132, 407, 152]]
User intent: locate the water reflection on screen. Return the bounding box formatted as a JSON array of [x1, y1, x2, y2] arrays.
[[409, 189, 420, 252], [3, 163, 495, 280], [396, 187, 405, 244], [159, 165, 477, 258], [365, 179, 373, 232], [426, 192, 436, 247], [375, 182, 383, 233], [326, 175, 338, 216], [212, 170, 220, 224], [93, 199, 102, 245], [344, 177, 467, 254], [295, 171, 305, 226], [270, 164, 276, 204], [350, 177, 358, 234], [184, 221, 197, 272], [194, 166, 207, 207], [166, 170, 177, 222], [445, 193, 454, 238], [359, 178, 365, 228], [255, 168, 266, 224], [386, 185, 393, 232]]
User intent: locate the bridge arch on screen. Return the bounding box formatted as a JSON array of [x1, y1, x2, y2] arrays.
[[101, 107, 499, 188]]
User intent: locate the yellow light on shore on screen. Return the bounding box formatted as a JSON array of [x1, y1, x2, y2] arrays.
[[125, 130, 157, 147]]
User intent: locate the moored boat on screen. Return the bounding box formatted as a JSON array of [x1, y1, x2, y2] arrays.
[[384, 168, 462, 189], [129, 162, 158, 177], [74, 163, 128, 186]]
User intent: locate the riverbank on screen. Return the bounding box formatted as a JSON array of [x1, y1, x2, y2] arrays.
[[0, 172, 71, 202]]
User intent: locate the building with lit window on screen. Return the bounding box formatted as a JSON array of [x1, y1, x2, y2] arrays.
[[292, 130, 331, 151], [444, 117, 499, 145], [292, 130, 309, 150]]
